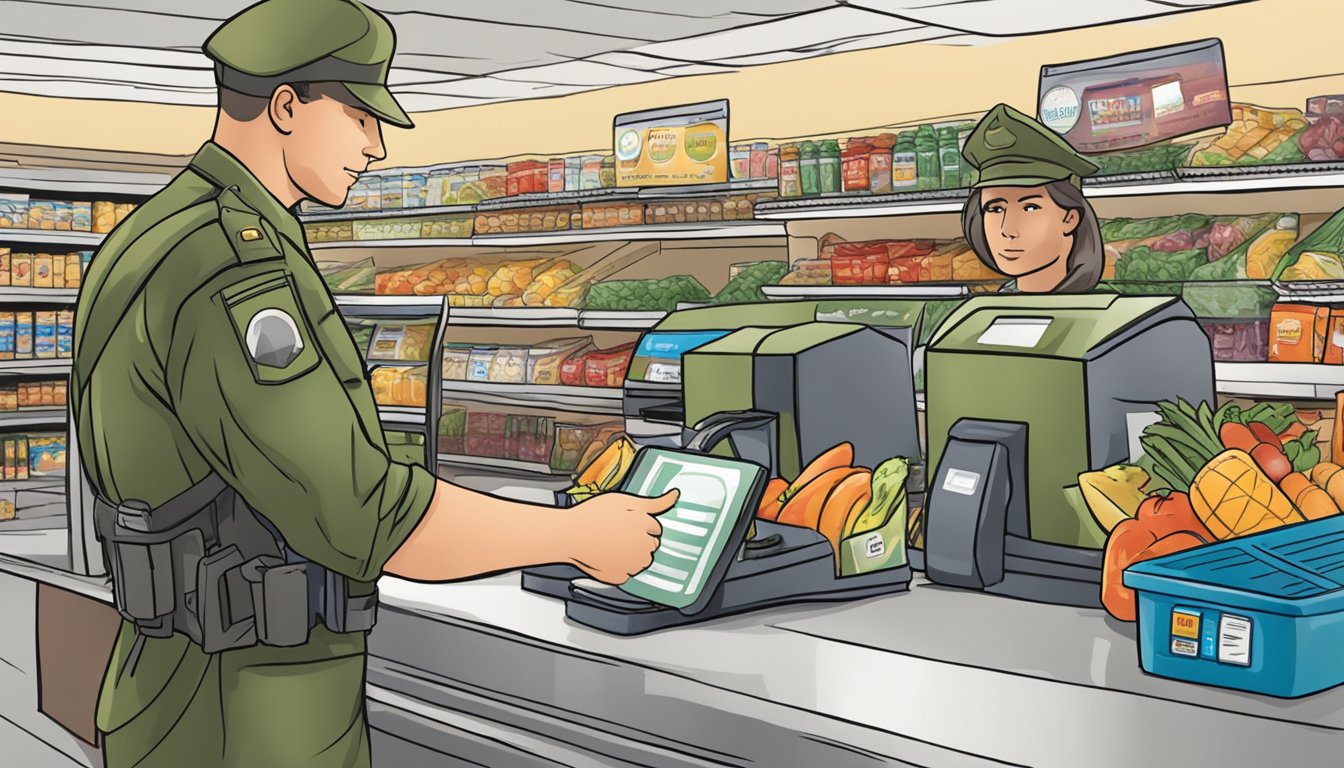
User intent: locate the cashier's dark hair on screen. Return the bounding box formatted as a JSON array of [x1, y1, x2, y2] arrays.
[[961, 180, 1104, 293]]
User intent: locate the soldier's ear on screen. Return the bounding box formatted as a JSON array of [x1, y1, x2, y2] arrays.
[[268, 85, 298, 136]]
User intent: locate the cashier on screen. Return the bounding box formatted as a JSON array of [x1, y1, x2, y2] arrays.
[[961, 104, 1104, 294]]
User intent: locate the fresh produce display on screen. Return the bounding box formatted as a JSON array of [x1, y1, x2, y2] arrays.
[[1079, 465, 1150, 533], [1190, 104, 1310, 167], [776, 234, 997, 287], [372, 257, 586, 306], [1111, 246, 1206, 292], [1093, 143, 1194, 175], [1272, 205, 1344, 281], [370, 366, 427, 407], [583, 276, 711, 311], [565, 436, 637, 502], [755, 443, 911, 575], [1199, 319, 1270, 362], [712, 261, 788, 304], [1298, 114, 1344, 162], [1101, 492, 1212, 622], [1190, 449, 1301, 540]]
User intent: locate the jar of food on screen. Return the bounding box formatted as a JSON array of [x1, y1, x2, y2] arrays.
[[799, 141, 820, 197], [778, 144, 802, 198], [869, 133, 896, 194], [915, 125, 941, 190], [892, 132, 918, 190], [565, 157, 582, 191], [731, 144, 752, 180], [580, 155, 604, 190], [750, 143, 769, 179], [818, 140, 842, 195], [842, 138, 872, 193], [600, 155, 617, 188], [548, 158, 567, 194]]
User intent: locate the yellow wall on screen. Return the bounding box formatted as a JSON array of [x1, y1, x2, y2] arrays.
[[0, 0, 1337, 165]]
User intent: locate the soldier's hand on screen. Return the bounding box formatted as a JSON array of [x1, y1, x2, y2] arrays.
[[567, 490, 679, 586]]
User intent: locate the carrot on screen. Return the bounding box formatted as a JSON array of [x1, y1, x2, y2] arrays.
[[1219, 422, 1258, 453], [782, 443, 854, 502], [756, 478, 789, 521], [816, 471, 872, 556], [1251, 442, 1292, 483], [1248, 422, 1283, 448], [1310, 462, 1343, 487], [776, 467, 861, 529], [1280, 470, 1339, 521], [1324, 469, 1344, 513]]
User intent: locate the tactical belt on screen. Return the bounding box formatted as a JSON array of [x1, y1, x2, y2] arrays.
[[93, 472, 378, 674]]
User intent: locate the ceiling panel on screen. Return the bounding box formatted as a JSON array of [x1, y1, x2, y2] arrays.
[[0, 0, 1258, 111]]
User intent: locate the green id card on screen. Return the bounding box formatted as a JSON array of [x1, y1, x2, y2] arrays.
[[618, 448, 766, 612]]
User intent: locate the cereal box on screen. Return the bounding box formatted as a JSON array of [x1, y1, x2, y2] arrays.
[[17, 438, 30, 480], [0, 313, 13, 362], [92, 201, 116, 233], [0, 193, 27, 228], [63, 252, 81, 289], [40, 381, 54, 407], [53, 202, 72, 232], [0, 387, 15, 412], [16, 312, 34, 359], [403, 170, 428, 208], [56, 311, 73, 359], [28, 435, 64, 477], [11, 253, 31, 287], [3, 438, 14, 480], [379, 172, 403, 210], [52, 253, 65, 290], [72, 202, 92, 232], [0, 248, 8, 288], [33, 254, 53, 289], [34, 311, 56, 360], [28, 200, 56, 231], [53, 381, 66, 406]]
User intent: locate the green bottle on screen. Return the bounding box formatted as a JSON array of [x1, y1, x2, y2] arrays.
[[800, 141, 820, 197], [893, 132, 917, 190], [819, 140, 841, 195], [938, 127, 961, 189], [957, 123, 978, 188], [915, 125, 940, 191]]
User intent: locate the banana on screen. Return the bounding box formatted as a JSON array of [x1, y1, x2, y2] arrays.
[[1079, 464, 1150, 534]]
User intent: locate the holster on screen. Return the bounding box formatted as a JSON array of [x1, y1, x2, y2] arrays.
[[92, 472, 379, 655]]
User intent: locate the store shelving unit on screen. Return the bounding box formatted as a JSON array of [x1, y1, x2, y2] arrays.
[[0, 230, 103, 247], [310, 222, 785, 249], [1215, 363, 1344, 400], [0, 288, 79, 304], [440, 381, 623, 416]]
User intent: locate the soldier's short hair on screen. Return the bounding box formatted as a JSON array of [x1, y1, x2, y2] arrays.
[[217, 82, 353, 122]]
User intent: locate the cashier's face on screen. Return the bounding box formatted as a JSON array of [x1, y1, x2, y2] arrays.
[[979, 186, 1080, 279], [276, 84, 387, 208]]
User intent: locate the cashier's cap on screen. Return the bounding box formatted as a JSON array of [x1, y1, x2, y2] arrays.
[[962, 104, 1097, 188], [204, 0, 414, 129]]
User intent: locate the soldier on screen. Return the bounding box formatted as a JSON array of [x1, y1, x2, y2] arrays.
[[960, 103, 1105, 294], [70, 2, 675, 766]]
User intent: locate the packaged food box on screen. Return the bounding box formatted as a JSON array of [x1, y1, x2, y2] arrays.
[[1269, 303, 1328, 363], [422, 215, 473, 240], [489, 347, 529, 384], [0, 387, 15, 411], [53, 202, 73, 232], [28, 434, 65, 477], [437, 405, 467, 456], [0, 313, 13, 361], [53, 381, 66, 406], [16, 437, 28, 480], [832, 243, 891, 285], [403, 170, 429, 208], [1326, 309, 1344, 365], [1202, 319, 1270, 362], [368, 321, 435, 362], [57, 311, 73, 359], [584, 343, 636, 388], [64, 252, 81, 288], [466, 411, 508, 459], [474, 206, 579, 235], [581, 202, 644, 230], [71, 202, 92, 232], [441, 344, 473, 381], [0, 249, 8, 287], [379, 172, 404, 210], [0, 193, 28, 228], [11, 253, 30, 287], [34, 311, 56, 360], [467, 346, 498, 382], [15, 312, 33, 359], [52, 254, 65, 289], [41, 381, 55, 407], [92, 201, 116, 233], [559, 349, 591, 387], [370, 366, 427, 407], [353, 219, 423, 241], [27, 200, 56, 231], [33, 254, 53, 288], [527, 338, 593, 385], [506, 414, 556, 464], [3, 438, 14, 480], [551, 423, 599, 473], [114, 203, 135, 226]]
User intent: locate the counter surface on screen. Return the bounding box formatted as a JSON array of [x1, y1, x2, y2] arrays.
[[1, 551, 1338, 768]]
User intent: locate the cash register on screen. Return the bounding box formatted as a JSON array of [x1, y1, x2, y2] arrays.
[[920, 294, 1216, 607]]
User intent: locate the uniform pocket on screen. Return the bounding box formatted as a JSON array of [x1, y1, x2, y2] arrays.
[[219, 272, 321, 385]]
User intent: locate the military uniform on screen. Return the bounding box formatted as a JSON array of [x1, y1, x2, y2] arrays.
[[961, 104, 1101, 295], [70, 3, 427, 767]]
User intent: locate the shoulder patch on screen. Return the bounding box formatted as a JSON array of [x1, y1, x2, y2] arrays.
[[219, 270, 321, 385], [216, 187, 283, 265]]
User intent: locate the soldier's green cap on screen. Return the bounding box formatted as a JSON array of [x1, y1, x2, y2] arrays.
[[962, 103, 1097, 188], [204, 0, 413, 129]]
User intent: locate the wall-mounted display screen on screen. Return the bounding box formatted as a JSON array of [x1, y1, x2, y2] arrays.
[[614, 100, 729, 188]]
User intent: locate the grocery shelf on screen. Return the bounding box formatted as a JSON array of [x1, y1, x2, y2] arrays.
[[310, 237, 475, 250], [762, 285, 971, 299], [0, 229, 103, 246], [0, 361, 71, 376], [448, 307, 581, 327], [0, 167, 170, 198], [0, 409, 68, 427], [476, 189, 639, 211], [472, 222, 786, 246], [300, 204, 475, 222], [335, 294, 445, 318], [436, 453, 568, 477], [578, 311, 666, 331], [377, 405, 428, 425], [754, 164, 1344, 221], [441, 380, 623, 415], [1215, 362, 1344, 400], [0, 288, 79, 304]]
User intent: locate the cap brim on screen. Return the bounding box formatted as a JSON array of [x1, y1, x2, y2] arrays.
[[972, 175, 1063, 189], [342, 82, 414, 129]]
